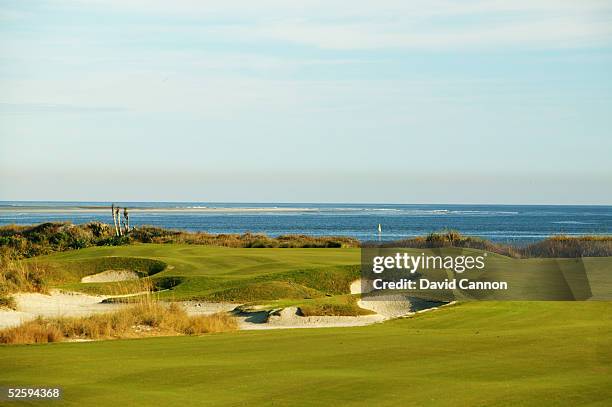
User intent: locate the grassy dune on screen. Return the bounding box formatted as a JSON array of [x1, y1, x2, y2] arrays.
[[1, 301, 610, 406]]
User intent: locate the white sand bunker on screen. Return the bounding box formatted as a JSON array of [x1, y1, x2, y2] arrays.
[[182, 301, 237, 316], [351, 279, 446, 318], [351, 279, 412, 318], [244, 306, 385, 330], [81, 270, 140, 283], [357, 295, 413, 318], [0, 289, 126, 329], [350, 279, 373, 295], [234, 280, 446, 330], [0, 279, 448, 332]]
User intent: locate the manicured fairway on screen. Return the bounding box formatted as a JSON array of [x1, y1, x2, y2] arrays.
[[32, 245, 612, 303], [34, 245, 361, 302], [1, 301, 610, 406], [35, 244, 360, 278]]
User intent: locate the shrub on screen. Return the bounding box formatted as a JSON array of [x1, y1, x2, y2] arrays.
[[96, 235, 130, 247], [522, 235, 612, 258], [0, 222, 360, 259], [370, 230, 612, 258], [374, 230, 520, 257]]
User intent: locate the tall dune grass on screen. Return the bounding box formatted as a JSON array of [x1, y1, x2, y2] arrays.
[[0, 248, 48, 309], [0, 295, 237, 345], [0, 277, 237, 344], [0, 251, 48, 293], [2, 223, 610, 261], [520, 235, 612, 258], [370, 230, 612, 258]]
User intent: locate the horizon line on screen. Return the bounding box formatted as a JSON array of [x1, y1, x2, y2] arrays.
[[1, 200, 611, 207]]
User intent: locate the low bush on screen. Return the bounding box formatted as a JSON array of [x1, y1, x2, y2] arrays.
[[521, 235, 612, 258], [0, 223, 360, 259], [2, 223, 610, 259], [370, 230, 612, 258], [372, 230, 520, 257]]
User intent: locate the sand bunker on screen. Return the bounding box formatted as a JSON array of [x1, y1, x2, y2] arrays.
[[351, 279, 447, 318], [181, 301, 238, 316], [253, 306, 385, 330], [181, 303, 385, 330], [350, 279, 373, 295], [70, 278, 443, 330], [0, 309, 33, 330], [351, 279, 414, 318], [0, 280, 448, 332], [0, 290, 126, 329], [81, 270, 140, 283], [357, 295, 412, 318]]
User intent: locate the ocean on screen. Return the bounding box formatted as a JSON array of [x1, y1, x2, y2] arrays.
[[0, 202, 611, 244]]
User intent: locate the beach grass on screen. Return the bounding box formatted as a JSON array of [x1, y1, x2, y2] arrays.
[[0, 302, 237, 344]]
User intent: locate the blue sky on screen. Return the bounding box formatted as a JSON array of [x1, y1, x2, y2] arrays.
[[1, 0, 611, 203]]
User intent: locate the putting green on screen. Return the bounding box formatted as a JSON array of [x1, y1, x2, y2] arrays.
[[32, 245, 361, 303], [33, 245, 612, 304], [1, 301, 610, 406]]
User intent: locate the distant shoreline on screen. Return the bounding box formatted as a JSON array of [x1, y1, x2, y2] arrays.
[[1, 203, 610, 244]]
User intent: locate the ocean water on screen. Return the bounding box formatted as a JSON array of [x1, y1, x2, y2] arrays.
[[0, 202, 611, 244]]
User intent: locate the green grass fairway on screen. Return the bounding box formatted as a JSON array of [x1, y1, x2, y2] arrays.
[[5, 246, 612, 404], [32, 244, 612, 305], [33, 244, 361, 303], [1, 301, 610, 406]]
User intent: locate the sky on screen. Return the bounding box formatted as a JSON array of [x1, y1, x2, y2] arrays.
[[1, 0, 611, 204]]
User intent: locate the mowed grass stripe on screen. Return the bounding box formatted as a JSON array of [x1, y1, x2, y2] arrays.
[[1, 301, 610, 406]]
